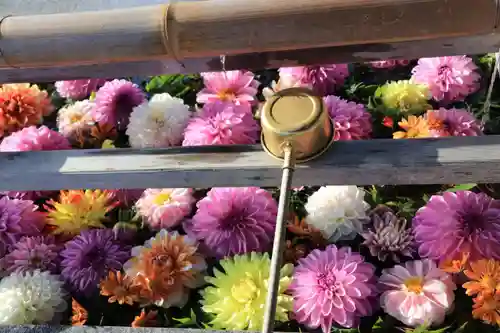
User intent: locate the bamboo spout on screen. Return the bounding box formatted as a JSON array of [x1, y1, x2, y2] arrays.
[[0, 0, 497, 69]]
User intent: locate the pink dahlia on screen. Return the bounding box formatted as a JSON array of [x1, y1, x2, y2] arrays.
[[4, 235, 60, 274], [413, 191, 500, 262], [0, 197, 45, 260], [0, 125, 71, 152], [196, 70, 259, 106], [323, 96, 372, 140], [290, 245, 377, 332], [425, 108, 482, 137], [379, 259, 456, 327], [92, 79, 145, 130], [135, 188, 195, 230], [279, 64, 349, 96], [369, 59, 410, 69], [55, 79, 106, 100], [411, 56, 480, 103], [182, 102, 259, 146], [184, 187, 277, 258]]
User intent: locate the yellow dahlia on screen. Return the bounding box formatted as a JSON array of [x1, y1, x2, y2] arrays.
[[45, 189, 118, 236], [379, 80, 430, 114], [201, 252, 293, 330]]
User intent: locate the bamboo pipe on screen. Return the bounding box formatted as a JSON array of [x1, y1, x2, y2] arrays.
[[0, 0, 497, 69]]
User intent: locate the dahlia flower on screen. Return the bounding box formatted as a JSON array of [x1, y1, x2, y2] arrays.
[[290, 245, 377, 332], [0, 197, 45, 260], [262, 76, 308, 99], [393, 115, 430, 139], [379, 259, 456, 327], [361, 205, 414, 262], [411, 56, 480, 103], [60, 229, 130, 295], [92, 79, 145, 130], [369, 59, 410, 69], [0, 83, 53, 138], [0, 125, 71, 152], [135, 188, 195, 230], [124, 230, 206, 308], [56, 100, 96, 136], [202, 252, 293, 330], [0, 190, 54, 202], [279, 64, 349, 95], [379, 80, 431, 114], [0, 270, 66, 325], [55, 79, 106, 100], [45, 189, 118, 236], [71, 299, 88, 326], [197, 70, 259, 106], [100, 270, 141, 305], [108, 188, 144, 206], [182, 102, 259, 146], [413, 191, 500, 263], [4, 235, 60, 274], [185, 187, 277, 258], [472, 294, 500, 326], [304, 185, 370, 242], [126, 93, 191, 148], [132, 309, 158, 328], [323, 96, 372, 140], [463, 259, 500, 297], [425, 108, 482, 137]]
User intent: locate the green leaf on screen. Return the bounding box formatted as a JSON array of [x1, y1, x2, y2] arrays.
[[172, 309, 198, 327], [446, 184, 477, 192]]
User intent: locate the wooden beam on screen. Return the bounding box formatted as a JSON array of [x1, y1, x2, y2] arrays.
[[1, 33, 500, 84], [0, 136, 499, 191]]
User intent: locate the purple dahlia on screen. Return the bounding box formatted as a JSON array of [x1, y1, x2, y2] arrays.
[[4, 235, 60, 274], [323, 95, 372, 141], [279, 64, 349, 96]]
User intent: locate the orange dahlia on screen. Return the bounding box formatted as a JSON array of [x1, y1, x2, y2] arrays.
[[100, 271, 141, 305], [71, 299, 88, 326], [463, 259, 500, 297], [0, 83, 53, 137], [472, 294, 500, 326], [132, 309, 158, 328]]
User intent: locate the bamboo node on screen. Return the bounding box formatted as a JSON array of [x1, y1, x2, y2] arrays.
[[161, 3, 185, 69], [0, 14, 20, 69]]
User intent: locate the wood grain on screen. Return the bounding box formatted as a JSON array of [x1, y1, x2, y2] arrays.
[[0, 136, 499, 191]]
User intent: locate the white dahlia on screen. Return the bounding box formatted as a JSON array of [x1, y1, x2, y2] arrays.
[[126, 93, 191, 148], [0, 270, 67, 324], [56, 99, 95, 136], [305, 185, 370, 242]]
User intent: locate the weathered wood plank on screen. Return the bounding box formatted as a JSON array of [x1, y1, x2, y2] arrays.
[[0, 136, 498, 191]]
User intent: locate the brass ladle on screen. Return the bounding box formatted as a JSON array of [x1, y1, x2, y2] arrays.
[[258, 87, 335, 333]]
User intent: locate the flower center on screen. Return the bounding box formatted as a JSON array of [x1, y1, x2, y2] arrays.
[[404, 276, 424, 294], [154, 193, 172, 205], [152, 254, 174, 269], [437, 65, 451, 76], [231, 278, 258, 303], [217, 89, 236, 101], [317, 272, 343, 298], [69, 114, 83, 124]]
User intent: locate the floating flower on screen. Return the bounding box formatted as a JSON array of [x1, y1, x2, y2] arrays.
[[202, 252, 293, 330], [290, 245, 377, 332], [472, 294, 500, 326], [413, 191, 500, 263], [182, 102, 259, 146], [463, 259, 500, 297], [132, 309, 158, 328], [45, 189, 118, 236], [108, 189, 144, 207], [71, 122, 117, 149], [126, 93, 191, 148], [71, 299, 88, 326], [0, 190, 54, 202], [185, 187, 277, 258], [323, 95, 372, 140], [262, 76, 307, 99], [392, 115, 430, 139], [135, 188, 195, 230], [304, 185, 370, 242], [379, 80, 430, 114], [425, 108, 482, 137], [379, 259, 456, 327], [197, 70, 259, 106], [361, 205, 414, 262], [0, 83, 53, 138], [124, 230, 206, 308], [60, 229, 130, 296], [55, 79, 106, 100], [0, 270, 66, 324], [287, 214, 327, 247], [0, 197, 45, 260], [279, 64, 349, 95], [57, 100, 95, 136], [100, 271, 140, 305], [92, 79, 145, 130], [411, 56, 480, 103], [4, 235, 60, 274], [369, 59, 410, 69], [440, 251, 470, 274], [0, 125, 71, 152]]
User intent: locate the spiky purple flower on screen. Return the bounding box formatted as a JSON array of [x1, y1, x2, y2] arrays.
[[60, 229, 130, 296], [323, 95, 372, 141], [279, 64, 349, 96], [4, 236, 60, 274]]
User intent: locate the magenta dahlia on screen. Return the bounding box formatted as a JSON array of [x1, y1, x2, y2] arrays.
[[184, 187, 277, 258], [369, 59, 410, 69], [0, 126, 71, 152], [92, 79, 145, 130], [426, 108, 482, 137], [55, 79, 106, 100], [182, 102, 259, 146], [323, 96, 372, 140], [4, 235, 60, 274], [290, 245, 377, 332], [108, 189, 144, 207], [413, 190, 500, 262], [411, 56, 480, 103], [196, 70, 259, 106], [279, 64, 349, 96]]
